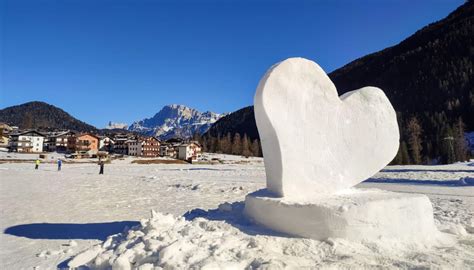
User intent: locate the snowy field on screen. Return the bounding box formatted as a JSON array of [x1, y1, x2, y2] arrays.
[[0, 154, 473, 269]]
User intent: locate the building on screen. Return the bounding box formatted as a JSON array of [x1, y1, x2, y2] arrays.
[[177, 141, 202, 162], [0, 123, 13, 136], [9, 130, 45, 153], [75, 133, 100, 154], [112, 134, 132, 155], [128, 137, 160, 157], [127, 140, 141, 156], [142, 137, 160, 157], [159, 144, 176, 158], [44, 131, 76, 152], [0, 134, 9, 148]]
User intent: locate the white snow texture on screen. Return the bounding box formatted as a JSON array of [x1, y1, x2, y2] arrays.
[[244, 188, 444, 242]]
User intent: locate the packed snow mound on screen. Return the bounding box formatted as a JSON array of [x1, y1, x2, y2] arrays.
[[69, 203, 467, 270], [245, 188, 446, 242]]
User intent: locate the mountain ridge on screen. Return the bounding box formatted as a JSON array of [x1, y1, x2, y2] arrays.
[[0, 101, 98, 132], [129, 104, 225, 140], [204, 1, 474, 163]]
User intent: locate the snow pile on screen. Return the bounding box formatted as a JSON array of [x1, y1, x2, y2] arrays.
[[69, 207, 259, 269], [68, 202, 470, 270], [245, 188, 446, 242]]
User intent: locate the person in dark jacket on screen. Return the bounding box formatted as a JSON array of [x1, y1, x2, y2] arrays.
[[57, 159, 62, 171], [99, 160, 104, 175]]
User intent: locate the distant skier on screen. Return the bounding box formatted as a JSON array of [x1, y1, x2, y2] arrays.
[[35, 159, 40, 170], [57, 159, 62, 171], [99, 160, 104, 175]]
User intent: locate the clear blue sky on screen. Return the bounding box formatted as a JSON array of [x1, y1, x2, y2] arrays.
[[1, 0, 464, 128]]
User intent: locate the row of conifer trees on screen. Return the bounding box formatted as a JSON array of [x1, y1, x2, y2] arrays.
[[197, 115, 471, 164], [392, 116, 470, 165], [194, 133, 262, 157]]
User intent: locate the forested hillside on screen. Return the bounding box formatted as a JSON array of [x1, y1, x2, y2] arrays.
[[203, 1, 474, 163]]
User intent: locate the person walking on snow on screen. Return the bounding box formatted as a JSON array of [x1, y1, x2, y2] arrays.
[[99, 160, 104, 175], [35, 159, 40, 170], [57, 159, 62, 171]]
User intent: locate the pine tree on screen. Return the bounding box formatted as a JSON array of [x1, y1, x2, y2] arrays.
[[215, 134, 222, 153], [208, 136, 217, 153], [241, 134, 253, 157], [391, 145, 403, 165], [440, 126, 456, 164], [219, 133, 232, 154], [251, 139, 261, 157], [231, 133, 242, 155], [453, 117, 468, 162], [424, 141, 433, 164], [201, 136, 208, 152], [400, 141, 410, 165], [407, 117, 423, 164], [213, 135, 220, 153]]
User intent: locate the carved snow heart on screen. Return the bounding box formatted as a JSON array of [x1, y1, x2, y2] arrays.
[[254, 58, 399, 199]]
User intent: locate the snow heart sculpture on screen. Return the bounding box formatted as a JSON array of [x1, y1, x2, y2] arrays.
[[245, 58, 442, 242], [254, 58, 399, 199]]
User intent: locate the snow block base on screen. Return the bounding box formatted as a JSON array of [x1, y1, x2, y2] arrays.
[[244, 188, 439, 242]]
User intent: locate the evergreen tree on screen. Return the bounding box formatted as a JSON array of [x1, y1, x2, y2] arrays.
[[392, 145, 403, 165], [220, 133, 232, 154], [440, 126, 456, 164], [424, 141, 433, 164], [400, 141, 410, 165], [231, 133, 242, 155], [201, 136, 208, 152], [214, 134, 222, 153], [241, 134, 253, 157], [453, 117, 468, 162], [251, 139, 261, 157], [208, 136, 217, 153], [407, 117, 423, 164]]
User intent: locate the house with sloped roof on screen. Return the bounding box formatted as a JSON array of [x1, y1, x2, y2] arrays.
[[9, 130, 45, 153]]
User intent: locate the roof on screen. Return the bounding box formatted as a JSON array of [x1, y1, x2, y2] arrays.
[[10, 130, 45, 137], [166, 138, 184, 143], [76, 133, 100, 140], [178, 141, 202, 148], [51, 130, 75, 137]]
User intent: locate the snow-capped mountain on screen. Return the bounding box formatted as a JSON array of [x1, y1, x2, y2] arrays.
[[105, 121, 128, 130], [128, 104, 225, 140]]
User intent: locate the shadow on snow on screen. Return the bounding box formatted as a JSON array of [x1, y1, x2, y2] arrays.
[[365, 177, 474, 187], [4, 221, 139, 241], [381, 168, 474, 173], [183, 201, 289, 238]]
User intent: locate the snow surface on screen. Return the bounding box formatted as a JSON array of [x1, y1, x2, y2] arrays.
[[254, 58, 399, 199], [0, 154, 473, 269]]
